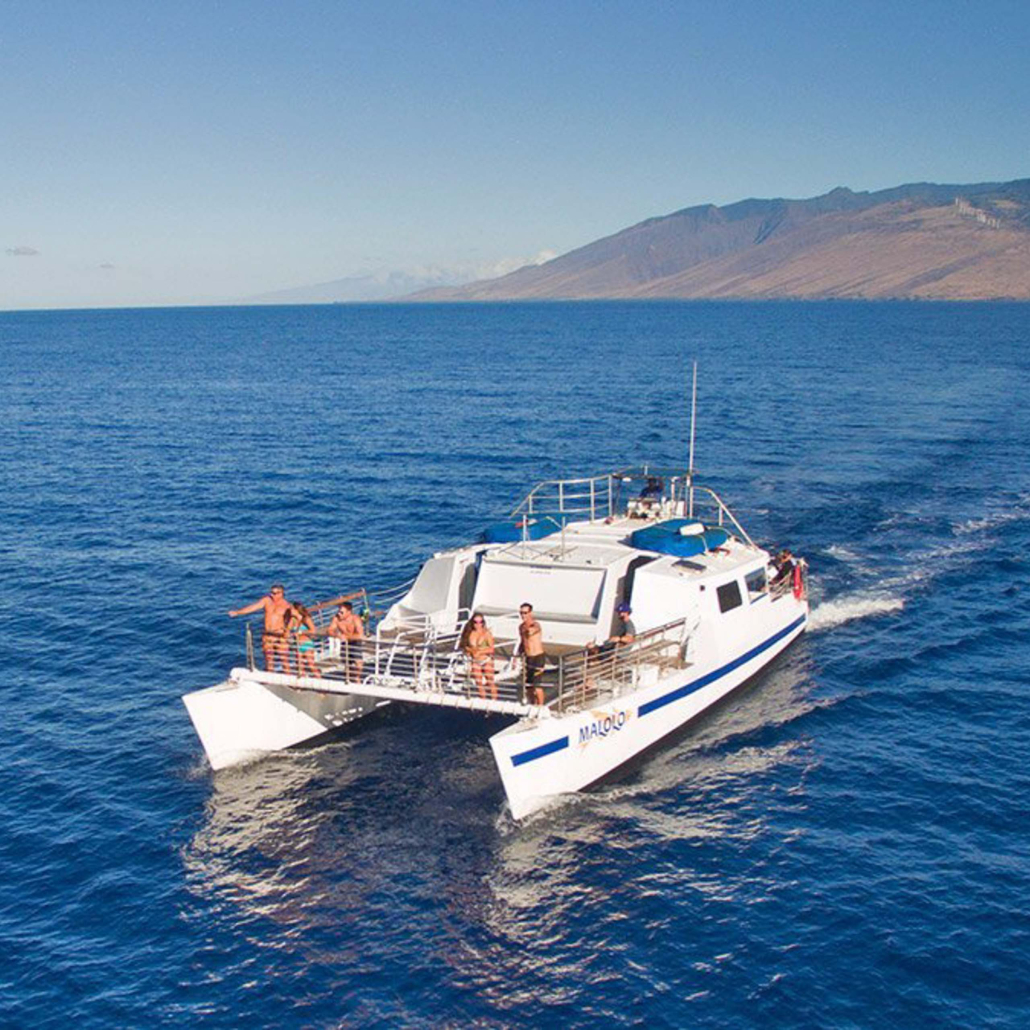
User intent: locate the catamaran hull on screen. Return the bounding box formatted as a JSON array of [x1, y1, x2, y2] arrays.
[[182, 677, 382, 771], [490, 610, 807, 820]]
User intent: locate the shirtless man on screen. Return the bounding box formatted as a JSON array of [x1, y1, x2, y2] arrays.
[[228, 584, 291, 672], [517, 602, 546, 706], [328, 601, 365, 682]]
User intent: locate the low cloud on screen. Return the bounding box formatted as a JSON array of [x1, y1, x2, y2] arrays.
[[476, 249, 558, 279], [6, 245, 40, 257], [389, 249, 560, 286], [251, 247, 565, 302]]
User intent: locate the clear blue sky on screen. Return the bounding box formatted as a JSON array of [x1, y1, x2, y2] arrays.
[[2, 0, 1028, 309]]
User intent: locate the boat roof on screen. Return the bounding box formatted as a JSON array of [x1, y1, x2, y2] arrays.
[[485, 538, 628, 570], [482, 515, 766, 582], [639, 537, 766, 582]]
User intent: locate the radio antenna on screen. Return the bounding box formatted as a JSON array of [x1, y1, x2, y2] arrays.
[[687, 361, 697, 518]]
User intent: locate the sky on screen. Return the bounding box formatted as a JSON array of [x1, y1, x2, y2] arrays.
[[2, 0, 1028, 310]]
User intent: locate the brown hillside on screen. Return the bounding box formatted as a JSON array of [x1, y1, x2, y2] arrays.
[[636, 202, 1030, 300], [411, 181, 1030, 301]]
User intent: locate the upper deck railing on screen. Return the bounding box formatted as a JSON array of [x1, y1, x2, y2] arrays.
[[510, 467, 755, 547]]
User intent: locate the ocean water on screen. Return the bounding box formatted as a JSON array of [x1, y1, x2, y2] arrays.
[[1, 300, 1028, 1028]]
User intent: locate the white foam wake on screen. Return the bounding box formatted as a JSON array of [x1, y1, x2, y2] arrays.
[[953, 509, 1026, 535], [809, 594, 904, 631]]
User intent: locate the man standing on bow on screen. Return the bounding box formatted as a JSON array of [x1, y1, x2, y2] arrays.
[[328, 600, 365, 683], [228, 584, 292, 672]]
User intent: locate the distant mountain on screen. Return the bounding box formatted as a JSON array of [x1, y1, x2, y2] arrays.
[[409, 179, 1030, 301], [245, 267, 475, 304]]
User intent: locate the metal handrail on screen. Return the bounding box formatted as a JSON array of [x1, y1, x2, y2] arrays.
[[509, 468, 755, 547], [686, 485, 756, 548], [255, 627, 527, 704], [512, 472, 619, 520], [550, 617, 688, 714], [241, 614, 691, 712], [296, 575, 419, 633]]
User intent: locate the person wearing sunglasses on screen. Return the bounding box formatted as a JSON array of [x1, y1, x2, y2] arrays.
[[517, 602, 546, 706], [460, 612, 497, 700], [328, 601, 365, 683], [228, 583, 292, 672]]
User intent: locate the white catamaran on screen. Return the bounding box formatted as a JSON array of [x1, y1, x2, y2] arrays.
[[184, 466, 808, 819]]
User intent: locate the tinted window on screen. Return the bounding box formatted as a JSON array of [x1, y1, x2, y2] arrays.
[[717, 580, 743, 613], [745, 568, 767, 597]]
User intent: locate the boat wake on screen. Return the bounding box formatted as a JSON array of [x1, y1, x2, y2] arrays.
[[809, 594, 904, 632], [811, 523, 994, 632], [952, 492, 1030, 535]]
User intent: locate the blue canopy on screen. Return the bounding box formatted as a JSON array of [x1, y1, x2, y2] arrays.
[[629, 519, 730, 557], [482, 514, 565, 543]]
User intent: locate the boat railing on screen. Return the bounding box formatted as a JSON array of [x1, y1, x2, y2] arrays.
[[549, 617, 690, 714], [768, 557, 808, 600], [242, 613, 691, 711], [249, 624, 527, 703], [510, 467, 754, 546], [511, 472, 620, 522], [242, 576, 418, 673], [681, 485, 755, 547], [379, 606, 471, 638], [309, 576, 417, 630]]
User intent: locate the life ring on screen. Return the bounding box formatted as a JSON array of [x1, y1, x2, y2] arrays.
[[792, 563, 804, 600]]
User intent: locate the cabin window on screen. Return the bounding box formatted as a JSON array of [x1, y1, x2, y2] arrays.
[[745, 568, 767, 599], [717, 580, 743, 613]]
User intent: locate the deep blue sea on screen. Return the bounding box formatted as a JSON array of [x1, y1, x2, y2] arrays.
[[2, 301, 1028, 1028]]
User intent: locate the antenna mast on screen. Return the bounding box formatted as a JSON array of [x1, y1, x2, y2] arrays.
[[687, 361, 697, 518]]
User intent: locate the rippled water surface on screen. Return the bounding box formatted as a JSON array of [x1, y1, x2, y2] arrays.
[[2, 301, 1028, 1028]]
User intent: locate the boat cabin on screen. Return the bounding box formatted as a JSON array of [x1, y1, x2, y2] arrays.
[[378, 466, 779, 665]]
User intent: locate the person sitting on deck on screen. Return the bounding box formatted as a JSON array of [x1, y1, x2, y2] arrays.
[[517, 602, 546, 707], [460, 612, 497, 701], [589, 602, 637, 656], [287, 602, 322, 679], [228, 584, 291, 672], [580, 603, 637, 703], [639, 476, 664, 500], [328, 601, 364, 683]]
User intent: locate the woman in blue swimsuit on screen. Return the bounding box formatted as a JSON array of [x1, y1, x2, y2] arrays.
[[286, 602, 322, 678]]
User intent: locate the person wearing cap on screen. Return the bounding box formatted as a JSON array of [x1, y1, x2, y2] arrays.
[[607, 603, 636, 647], [589, 602, 636, 658]]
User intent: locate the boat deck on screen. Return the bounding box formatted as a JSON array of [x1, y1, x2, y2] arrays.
[[235, 616, 691, 718]]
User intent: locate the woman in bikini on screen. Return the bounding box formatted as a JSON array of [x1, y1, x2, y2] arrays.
[[460, 612, 496, 700], [286, 602, 322, 678]]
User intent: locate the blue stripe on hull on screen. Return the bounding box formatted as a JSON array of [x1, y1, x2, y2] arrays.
[[638, 613, 807, 718], [511, 735, 569, 767], [507, 613, 806, 768]]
